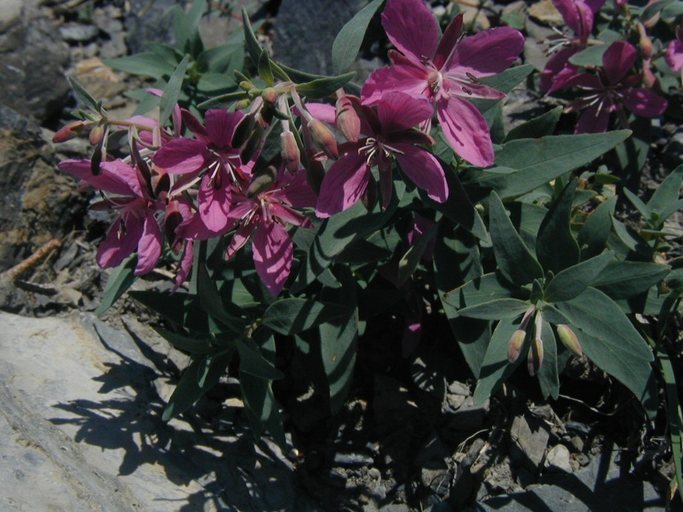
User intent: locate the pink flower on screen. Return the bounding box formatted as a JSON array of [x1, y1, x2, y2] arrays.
[[224, 168, 316, 296], [361, 0, 524, 167], [540, 0, 606, 94], [560, 41, 668, 133], [59, 159, 163, 275], [153, 109, 246, 233], [315, 92, 448, 218], [666, 27, 683, 72]]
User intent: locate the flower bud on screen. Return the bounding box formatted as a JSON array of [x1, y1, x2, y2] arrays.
[[262, 87, 279, 104], [280, 130, 301, 173], [308, 119, 338, 159], [239, 80, 255, 91], [335, 95, 361, 142], [556, 324, 583, 357], [527, 337, 544, 376], [52, 120, 86, 143], [247, 167, 277, 197], [89, 124, 105, 146], [234, 98, 251, 110], [507, 329, 527, 364], [637, 23, 653, 59]]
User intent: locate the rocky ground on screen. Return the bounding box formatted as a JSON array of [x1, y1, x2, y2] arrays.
[[0, 0, 681, 511]]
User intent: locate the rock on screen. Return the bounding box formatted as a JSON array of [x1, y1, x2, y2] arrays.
[[0, 311, 312, 511], [0, 5, 70, 121], [510, 415, 550, 470], [125, 0, 187, 53], [273, 0, 367, 75], [445, 397, 489, 431], [0, 107, 85, 269], [59, 22, 100, 43], [544, 444, 572, 473], [73, 57, 126, 101]]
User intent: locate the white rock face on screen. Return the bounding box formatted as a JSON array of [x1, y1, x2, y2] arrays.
[[0, 312, 302, 511]]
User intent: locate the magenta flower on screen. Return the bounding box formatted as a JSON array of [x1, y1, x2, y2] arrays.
[[224, 168, 316, 296], [360, 0, 524, 167], [59, 159, 163, 275], [560, 41, 668, 133], [666, 27, 683, 73], [315, 92, 448, 218], [153, 109, 246, 233], [540, 0, 606, 94]]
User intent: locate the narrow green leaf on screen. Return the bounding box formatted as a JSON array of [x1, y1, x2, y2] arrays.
[[197, 90, 249, 109], [295, 72, 356, 99], [537, 320, 559, 400], [174, 0, 207, 51], [197, 263, 244, 334], [593, 261, 670, 299], [648, 164, 683, 221], [235, 337, 284, 380], [657, 347, 683, 503], [239, 370, 287, 448], [96, 256, 136, 316], [458, 298, 530, 320], [623, 188, 652, 220], [396, 224, 437, 287], [241, 7, 262, 64], [578, 196, 616, 259], [536, 179, 580, 274], [489, 191, 544, 285], [480, 64, 534, 93], [544, 252, 614, 302], [154, 327, 215, 354], [505, 107, 562, 142], [257, 50, 274, 85], [104, 53, 175, 79], [569, 44, 608, 67], [67, 76, 100, 111], [263, 298, 348, 335], [441, 272, 513, 312], [331, 0, 384, 72], [159, 55, 190, 126]]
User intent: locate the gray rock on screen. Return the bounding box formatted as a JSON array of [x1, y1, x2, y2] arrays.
[[510, 415, 550, 470], [445, 397, 489, 431], [0, 5, 70, 121], [59, 22, 100, 42], [544, 444, 572, 473], [0, 107, 85, 269], [273, 0, 367, 75], [125, 0, 186, 53]]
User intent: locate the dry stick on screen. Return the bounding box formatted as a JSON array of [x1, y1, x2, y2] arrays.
[[0, 239, 62, 283]]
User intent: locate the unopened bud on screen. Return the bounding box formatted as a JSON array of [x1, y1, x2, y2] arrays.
[[239, 80, 255, 91], [556, 324, 583, 357], [262, 87, 278, 104], [644, 11, 660, 29], [52, 120, 86, 143], [280, 130, 301, 173], [335, 95, 361, 142], [507, 329, 527, 364], [308, 119, 338, 159], [527, 337, 544, 376], [246, 167, 277, 197], [89, 124, 105, 146], [637, 23, 653, 59]]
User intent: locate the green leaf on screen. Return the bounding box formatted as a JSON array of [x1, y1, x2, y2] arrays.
[[159, 55, 190, 126], [197, 263, 244, 335], [104, 53, 175, 79], [555, 287, 653, 401], [162, 351, 232, 421], [67, 76, 100, 112], [441, 272, 513, 312], [544, 252, 614, 302], [505, 107, 562, 142], [489, 191, 543, 286], [295, 72, 356, 99], [467, 131, 631, 198], [648, 164, 683, 222], [473, 317, 526, 404], [578, 197, 616, 259], [395, 223, 437, 287], [536, 179, 580, 274], [257, 49, 274, 85], [458, 298, 530, 320], [96, 256, 136, 316], [239, 370, 287, 448], [657, 347, 683, 503], [197, 90, 249, 109], [331, 0, 384, 72], [196, 73, 236, 93], [174, 0, 207, 52], [263, 298, 348, 335], [241, 7, 262, 64], [154, 327, 215, 354], [480, 64, 534, 93], [537, 320, 559, 400], [569, 44, 608, 67], [235, 337, 284, 380], [623, 188, 652, 220], [593, 261, 670, 299]]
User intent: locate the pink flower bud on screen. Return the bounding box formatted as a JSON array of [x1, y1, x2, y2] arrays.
[[335, 95, 361, 142], [308, 119, 338, 159], [262, 87, 279, 104], [637, 23, 653, 59], [527, 337, 544, 376], [89, 124, 105, 146], [556, 324, 583, 357], [52, 121, 86, 143], [280, 130, 301, 173], [507, 329, 527, 364]]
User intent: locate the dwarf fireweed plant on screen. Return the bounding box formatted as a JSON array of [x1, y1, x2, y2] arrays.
[[55, 0, 683, 496]]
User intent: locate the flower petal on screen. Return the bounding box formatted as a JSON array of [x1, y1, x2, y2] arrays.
[[437, 96, 494, 168], [376, 92, 433, 133], [540, 48, 580, 94], [316, 153, 370, 218], [58, 159, 141, 197], [305, 102, 337, 124], [361, 64, 429, 105], [666, 39, 683, 72], [575, 102, 611, 133], [135, 210, 162, 275], [622, 88, 668, 117], [252, 221, 293, 297], [433, 13, 463, 69], [173, 240, 194, 291], [395, 144, 448, 203], [96, 213, 143, 269], [602, 41, 636, 85], [552, 0, 593, 39], [444, 27, 524, 77], [205, 109, 244, 148], [198, 173, 232, 232], [381, 0, 440, 63], [273, 170, 317, 208], [226, 223, 256, 260], [153, 138, 208, 174]]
